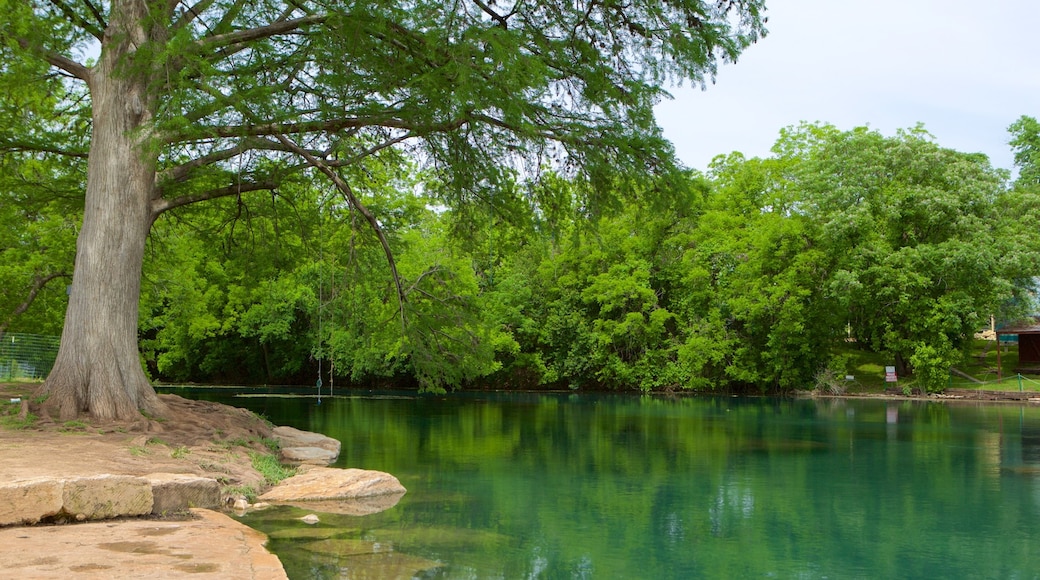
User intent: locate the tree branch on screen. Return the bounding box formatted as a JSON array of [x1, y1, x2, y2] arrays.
[[172, 0, 218, 31], [0, 138, 89, 159], [15, 37, 91, 82], [472, 0, 510, 28], [0, 272, 70, 337], [156, 137, 308, 184], [151, 179, 278, 217], [170, 113, 472, 146], [167, 117, 388, 144], [81, 0, 107, 33], [197, 14, 326, 52], [271, 132, 408, 332], [47, 0, 103, 40]]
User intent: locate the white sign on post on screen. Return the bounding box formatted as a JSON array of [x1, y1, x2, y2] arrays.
[[885, 366, 897, 383]]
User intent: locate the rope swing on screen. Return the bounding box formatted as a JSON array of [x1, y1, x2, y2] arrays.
[[316, 192, 327, 405]]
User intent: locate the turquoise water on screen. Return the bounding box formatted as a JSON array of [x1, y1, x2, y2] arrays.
[[169, 389, 1040, 579]]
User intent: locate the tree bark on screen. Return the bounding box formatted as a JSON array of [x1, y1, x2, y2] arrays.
[[38, 1, 166, 421]]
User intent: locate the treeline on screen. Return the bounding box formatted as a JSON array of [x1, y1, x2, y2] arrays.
[[5, 122, 1040, 392]]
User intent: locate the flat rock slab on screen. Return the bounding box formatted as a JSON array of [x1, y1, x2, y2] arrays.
[[259, 467, 405, 516], [0, 478, 64, 526], [271, 494, 405, 516], [63, 474, 153, 520], [145, 473, 221, 513], [273, 426, 342, 466], [279, 446, 339, 466], [0, 473, 222, 525], [272, 426, 341, 453], [0, 508, 286, 579]]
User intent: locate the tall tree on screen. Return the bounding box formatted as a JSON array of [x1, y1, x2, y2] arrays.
[[1, 0, 766, 419], [788, 124, 1033, 389], [1009, 115, 1040, 188]]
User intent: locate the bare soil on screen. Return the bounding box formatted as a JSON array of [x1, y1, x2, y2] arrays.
[[0, 383, 273, 496]]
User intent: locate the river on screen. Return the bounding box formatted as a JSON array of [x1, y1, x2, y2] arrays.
[[163, 388, 1040, 579]]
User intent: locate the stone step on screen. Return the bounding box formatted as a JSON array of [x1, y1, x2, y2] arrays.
[[0, 473, 221, 526]]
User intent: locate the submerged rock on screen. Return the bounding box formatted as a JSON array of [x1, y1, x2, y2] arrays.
[[258, 467, 406, 516]]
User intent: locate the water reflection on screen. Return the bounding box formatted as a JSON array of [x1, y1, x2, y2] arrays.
[[160, 388, 1040, 578]]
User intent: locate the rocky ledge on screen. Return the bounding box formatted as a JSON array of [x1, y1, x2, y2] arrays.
[[271, 425, 342, 466], [0, 473, 221, 526], [1, 427, 402, 526]]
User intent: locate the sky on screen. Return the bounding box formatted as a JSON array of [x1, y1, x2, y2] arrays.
[[654, 0, 1040, 175]]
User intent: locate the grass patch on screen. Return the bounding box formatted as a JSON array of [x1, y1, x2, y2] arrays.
[[257, 436, 280, 453], [0, 412, 37, 429], [141, 410, 166, 423], [223, 484, 259, 503], [0, 392, 37, 429], [250, 451, 296, 486], [171, 445, 191, 459], [128, 445, 149, 456], [251, 410, 276, 429], [826, 339, 1040, 393], [59, 419, 90, 433]]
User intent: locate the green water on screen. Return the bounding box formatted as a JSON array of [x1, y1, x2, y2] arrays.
[[172, 389, 1040, 578]]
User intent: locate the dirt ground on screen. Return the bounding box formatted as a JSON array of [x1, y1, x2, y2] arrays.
[[0, 383, 273, 494]]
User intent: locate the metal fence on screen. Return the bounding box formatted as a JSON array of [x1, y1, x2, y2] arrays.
[[0, 333, 60, 381]]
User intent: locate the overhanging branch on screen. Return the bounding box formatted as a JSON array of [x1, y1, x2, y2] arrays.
[[157, 137, 311, 184], [0, 271, 71, 336], [1, 139, 89, 159], [15, 37, 91, 82], [169, 116, 408, 144], [151, 179, 278, 218], [271, 132, 408, 332], [197, 14, 326, 52], [47, 0, 103, 40]]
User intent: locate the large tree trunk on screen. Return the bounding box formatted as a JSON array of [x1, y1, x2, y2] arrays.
[[38, 2, 165, 421]]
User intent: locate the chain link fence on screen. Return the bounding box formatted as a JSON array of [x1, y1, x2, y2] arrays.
[[0, 333, 60, 381]]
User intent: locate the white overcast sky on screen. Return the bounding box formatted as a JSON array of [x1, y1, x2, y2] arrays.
[[654, 0, 1039, 175]]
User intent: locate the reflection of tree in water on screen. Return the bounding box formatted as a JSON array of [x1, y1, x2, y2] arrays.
[[1019, 422, 1040, 463], [709, 479, 755, 537]]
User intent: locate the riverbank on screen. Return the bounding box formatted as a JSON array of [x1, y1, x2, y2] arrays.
[[0, 383, 293, 577]]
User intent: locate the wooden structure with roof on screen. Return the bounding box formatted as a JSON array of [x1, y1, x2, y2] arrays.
[[996, 319, 1040, 378]]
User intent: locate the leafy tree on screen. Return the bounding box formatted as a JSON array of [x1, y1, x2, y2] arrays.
[[484, 173, 708, 391], [699, 151, 839, 389], [0, 0, 766, 419], [788, 124, 1035, 390], [690, 124, 1040, 392], [1009, 115, 1040, 188]]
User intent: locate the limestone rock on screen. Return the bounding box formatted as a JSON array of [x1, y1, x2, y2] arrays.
[[279, 446, 339, 466], [62, 474, 153, 520], [0, 508, 287, 579], [0, 478, 64, 526], [273, 426, 342, 466], [274, 494, 405, 516], [300, 514, 320, 524], [272, 426, 341, 453], [258, 467, 406, 516], [145, 473, 221, 513]]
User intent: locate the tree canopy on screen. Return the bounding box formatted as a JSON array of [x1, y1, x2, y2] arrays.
[[0, 0, 767, 419]]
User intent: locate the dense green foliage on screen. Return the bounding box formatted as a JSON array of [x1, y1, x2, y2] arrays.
[[4, 110, 1040, 391], [1, 1, 769, 418]]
